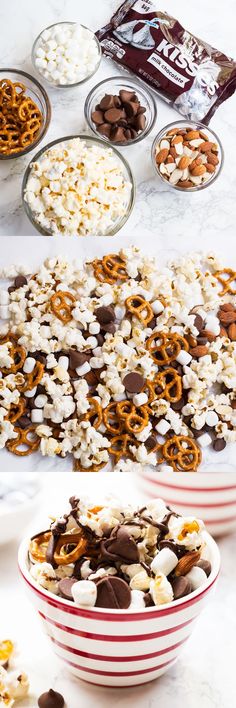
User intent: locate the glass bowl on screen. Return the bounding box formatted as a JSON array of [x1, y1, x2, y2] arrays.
[[84, 76, 157, 146], [0, 68, 51, 160], [151, 120, 224, 192], [22, 134, 135, 236], [32, 22, 101, 88]]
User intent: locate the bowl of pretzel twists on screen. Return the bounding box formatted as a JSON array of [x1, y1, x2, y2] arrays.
[[0, 69, 51, 159]]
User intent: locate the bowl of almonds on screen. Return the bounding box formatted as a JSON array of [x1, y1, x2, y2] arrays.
[[152, 120, 223, 191]]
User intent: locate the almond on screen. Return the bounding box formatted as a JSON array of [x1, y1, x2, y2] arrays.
[[219, 303, 234, 311], [207, 152, 219, 166], [203, 329, 217, 342], [218, 310, 236, 324], [170, 146, 177, 158], [190, 345, 208, 357], [175, 551, 201, 577], [185, 130, 199, 140], [220, 326, 228, 338], [228, 323, 236, 341], [171, 135, 184, 145], [156, 148, 169, 164], [167, 128, 182, 136], [190, 165, 206, 176], [166, 155, 175, 164], [177, 180, 193, 188], [206, 163, 215, 173], [189, 157, 202, 171], [178, 155, 191, 169], [199, 141, 217, 152], [199, 131, 209, 140], [186, 334, 198, 347]]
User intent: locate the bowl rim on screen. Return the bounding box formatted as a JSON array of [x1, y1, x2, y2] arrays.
[[21, 133, 136, 236], [84, 74, 157, 146], [32, 21, 102, 89], [18, 529, 220, 617], [151, 119, 224, 192], [0, 67, 51, 160]]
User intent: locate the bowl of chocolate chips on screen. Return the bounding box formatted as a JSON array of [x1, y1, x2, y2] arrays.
[[84, 76, 157, 146]]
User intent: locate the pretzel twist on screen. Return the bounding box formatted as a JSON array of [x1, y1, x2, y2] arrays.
[[50, 291, 76, 323], [6, 426, 40, 456], [1, 343, 26, 374], [84, 397, 103, 429], [161, 435, 201, 471], [29, 530, 88, 565], [146, 331, 189, 365], [7, 397, 26, 423], [103, 401, 124, 435], [116, 399, 149, 434], [125, 295, 154, 326], [150, 368, 182, 403], [21, 361, 44, 392], [102, 254, 127, 280], [214, 269, 236, 296], [109, 433, 139, 461]]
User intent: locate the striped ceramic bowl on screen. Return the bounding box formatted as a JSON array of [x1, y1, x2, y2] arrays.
[[18, 533, 220, 687], [138, 468, 236, 537]]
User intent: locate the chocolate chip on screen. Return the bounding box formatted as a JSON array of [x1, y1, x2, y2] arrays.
[[100, 94, 117, 111], [17, 415, 31, 429], [100, 526, 139, 564], [84, 370, 99, 387], [110, 126, 126, 142], [38, 688, 65, 708], [171, 397, 185, 411], [14, 275, 27, 288], [231, 400, 236, 409], [96, 576, 131, 609], [95, 306, 115, 324], [96, 333, 105, 346], [145, 434, 157, 451], [102, 322, 116, 334], [119, 89, 136, 102], [8, 285, 16, 294], [69, 350, 87, 369], [134, 113, 146, 131], [197, 336, 208, 345], [123, 100, 139, 117], [213, 438, 226, 451], [91, 110, 104, 125], [123, 371, 144, 393], [104, 108, 124, 124], [194, 314, 204, 332], [171, 576, 192, 600], [58, 577, 77, 600], [97, 123, 112, 138], [144, 592, 154, 607], [197, 559, 211, 577]]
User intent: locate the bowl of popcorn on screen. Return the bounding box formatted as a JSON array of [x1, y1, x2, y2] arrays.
[[22, 134, 135, 236], [32, 22, 101, 87], [84, 76, 157, 146], [152, 121, 223, 191], [18, 496, 220, 687], [138, 469, 236, 538]]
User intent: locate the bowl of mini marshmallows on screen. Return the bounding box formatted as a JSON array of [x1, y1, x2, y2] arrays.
[[32, 21, 101, 87]]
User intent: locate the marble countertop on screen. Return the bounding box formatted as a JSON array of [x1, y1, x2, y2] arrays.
[[0, 472, 235, 708]]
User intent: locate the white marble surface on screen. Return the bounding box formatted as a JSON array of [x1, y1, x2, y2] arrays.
[[0, 473, 235, 708]]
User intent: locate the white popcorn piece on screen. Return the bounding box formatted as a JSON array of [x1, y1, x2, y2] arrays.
[[30, 562, 59, 594], [150, 573, 174, 606], [130, 570, 151, 591], [71, 579, 97, 607]]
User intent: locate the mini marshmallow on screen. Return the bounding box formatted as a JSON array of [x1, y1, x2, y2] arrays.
[[155, 419, 171, 435], [130, 589, 145, 608], [197, 432, 212, 448], [75, 361, 91, 376], [24, 386, 37, 398], [90, 356, 104, 369], [34, 394, 48, 408], [71, 579, 97, 607], [185, 566, 207, 590], [133, 392, 148, 407], [176, 350, 192, 366], [205, 411, 219, 427], [152, 299, 164, 315], [58, 355, 69, 370], [23, 357, 36, 374], [151, 547, 178, 576], [31, 409, 44, 423], [86, 336, 98, 349], [89, 322, 100, 335]]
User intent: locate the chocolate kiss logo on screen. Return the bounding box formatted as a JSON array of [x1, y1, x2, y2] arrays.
[[114, 19, 159, 49]]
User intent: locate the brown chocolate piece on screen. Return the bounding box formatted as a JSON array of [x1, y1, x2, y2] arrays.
[[38, 688, 64, 708], [134, 113, 146, 131], [58, 577, 77, 600], [91, 110, 104, 125], [111, 126, 126, 142], [14, 275, 27, 288], [100, 526, 139, 563], [119, 89, 136, 102], [95, 306, 115, 324], [104, 108, 124, 124], [69, 350, 87, 369], [101, 322, 116, 334], [100, 94, 117, 111], [145, 434, 157, 451], [194, 314, 204, 332], [123, 371, 144, 393], [97, 123, 112, 138], [213, 438, 226, 451], [96, 575, 131, 609], [197, 559, 211, 577], [123, 100, 139, 117], [171, 575, 192, 600]]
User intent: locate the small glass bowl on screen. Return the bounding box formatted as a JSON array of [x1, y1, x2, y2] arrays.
[[0, 68, 51, 160], [32, 22, 101, 89], [151, 120, 224, 192], [22, 134, 135, 237], [84, 76, 157, 146]]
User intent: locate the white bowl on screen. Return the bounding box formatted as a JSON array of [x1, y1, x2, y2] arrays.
[[0, 476, 42, 545], [138, 468, 236, 537], [18, 531, 220, 687]]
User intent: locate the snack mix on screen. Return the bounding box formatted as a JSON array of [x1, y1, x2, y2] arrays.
[[0, 79, 43, 156], [0, 248, 235, 471], [24, 137, 132, 235], [29, 496, 212, 609], [0, 640, 29, 706]]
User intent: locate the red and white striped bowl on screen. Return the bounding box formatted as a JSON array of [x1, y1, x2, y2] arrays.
[[138, 469, 236, 537], [18, 533, 220, 687]]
